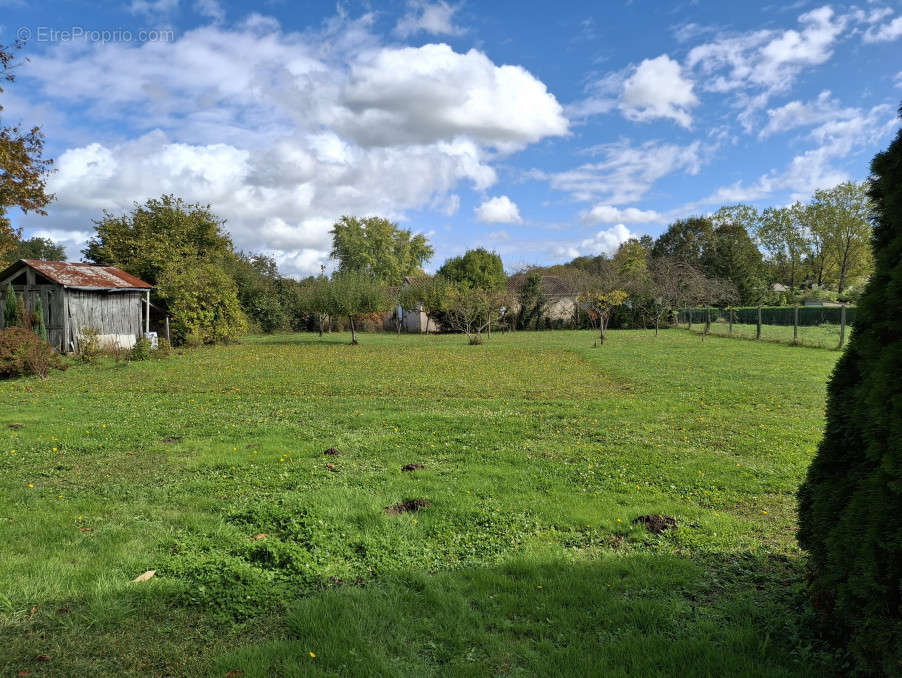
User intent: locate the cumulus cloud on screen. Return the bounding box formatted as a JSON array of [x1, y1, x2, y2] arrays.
[[394, 1, 464, 37], [759, 90, 859, 138], [620, 55, 698, 128], [556, 224, 637, 259], [579, 205, 661, 225], [17, 17, 567, 276], [535, 139, 705, 204], [475, 195, 523, 223]]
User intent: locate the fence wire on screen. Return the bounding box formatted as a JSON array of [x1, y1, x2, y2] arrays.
[[676, 306, 853, 349]]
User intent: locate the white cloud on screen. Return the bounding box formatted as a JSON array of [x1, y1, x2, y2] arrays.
[[475, 195, 523, 224], [863, 14, 902, 42], [394, 1, 464, 37], [759, 90, 859, 138], [194, 0, 224, 22], [691, 103, 899, 205], [620, 55, 698, 128], [556, 224, 637, 259], [536, 139, 705, 204], [579, 204, 661, 225], [17, 18, 567, 276], [129, 0, 178, 17], [686, 6, 845, 128]]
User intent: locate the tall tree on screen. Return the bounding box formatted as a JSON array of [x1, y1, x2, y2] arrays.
[[84, 195, 234, 289], [515, 271, 546, 330], [702, 223, 765, 304], [0, 43, 54, 261], [437, 248, 506, 290], [797, 108, 902, 677], [651, 217, 714, 268], [756, 205, 807, 289], [330, 216, 433, 285], [810, 181, 873, 293]]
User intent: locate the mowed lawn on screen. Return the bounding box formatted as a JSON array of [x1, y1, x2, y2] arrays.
[[1, 330, 839, 677]]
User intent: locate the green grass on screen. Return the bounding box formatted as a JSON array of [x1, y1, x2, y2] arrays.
[[0, 330, 841, 676], [686, 320, 848, 348]]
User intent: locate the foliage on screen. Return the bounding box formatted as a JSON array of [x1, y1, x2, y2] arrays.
[[3, 283, 17, 327], [0, 325, 65, 378], [0, 43, 54, 260], [516, 271, 546, 330], [797, 114, 902, 676], [77, 326, 101, 363], [9, 236, 66, 262], [330, 216, 433, 285], [443, 283, 510, 343], [32, 296, 46, 341], [131, 338, 152, 361], [157, 259, 248, 345], [325, 271, 390, 344], [397, 275, 448, 334], [651, 217, 714, 268], [437, 248, 506, 291], [83, 195, 235, 289], [578, 288, 628, 344], [225, 252, 288, 333], [756, 205, 807, 289], [809, 181, 873, 294], [702, 223, 766, 304]]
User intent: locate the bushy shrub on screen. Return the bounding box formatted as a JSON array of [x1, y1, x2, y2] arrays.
[[77, 327, 101, 363], [797, 111, 902, 676], [131, 337, 152, 361], [156, 338, 171, 357], [0, 326, 66, 379]]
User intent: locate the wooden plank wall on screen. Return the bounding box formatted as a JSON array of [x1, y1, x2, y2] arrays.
[[67, 291, 142, 346]]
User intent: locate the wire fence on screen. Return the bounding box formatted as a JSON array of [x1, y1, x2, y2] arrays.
[[676, 305, 854, 349]]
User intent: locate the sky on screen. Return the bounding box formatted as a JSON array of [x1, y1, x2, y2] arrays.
[[1, 0, 900, 277]]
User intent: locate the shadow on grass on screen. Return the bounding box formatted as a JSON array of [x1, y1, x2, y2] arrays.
[[215, 551, 835, 678], [1, 551, 838, 678]]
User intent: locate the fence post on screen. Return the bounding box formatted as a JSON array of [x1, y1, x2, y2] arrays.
[[729, 307, 733, 334], [687, 308, 692, 331], [793, 305, 798, 344], [705, 306, 710, 336], [840, 304, 846, 349], [756, 306, 762, 340]]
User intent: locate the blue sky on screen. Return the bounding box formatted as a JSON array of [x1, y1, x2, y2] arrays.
[[1, 0, 900, 276]]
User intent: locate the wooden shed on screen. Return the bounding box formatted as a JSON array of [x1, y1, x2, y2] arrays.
[[0, 259, 153, 353]]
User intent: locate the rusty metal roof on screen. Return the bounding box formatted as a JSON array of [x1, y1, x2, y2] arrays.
[[17, 260, 152, 290]]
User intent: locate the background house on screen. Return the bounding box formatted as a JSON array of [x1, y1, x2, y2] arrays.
[[0, 259, 153, 352], [507, 273, 578, 324]]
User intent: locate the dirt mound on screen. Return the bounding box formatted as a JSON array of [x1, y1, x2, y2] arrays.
[[8, 423, 22, 430], [632, 514, 677, 534], [385, 498, 431, 515], [401, 463, 425, 472], [325, 463, 339, 472], [323, 447, 341, 456]]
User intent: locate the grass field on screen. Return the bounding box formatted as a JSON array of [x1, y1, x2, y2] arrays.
[[685, 320, 847, 349], [0, 330, 842, 677]]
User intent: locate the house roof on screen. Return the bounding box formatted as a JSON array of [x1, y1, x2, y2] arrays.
[[3, 260, 152, 290]]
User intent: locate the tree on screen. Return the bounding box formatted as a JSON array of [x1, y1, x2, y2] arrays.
[[330, 216, 433, 285], [651, 217, 714, 268], [296, 274, 333, 336], [0, 43, 54, 262], [32, 296, 46, 340], [84, 195, 234, 289], [157, 259, 248, 345], [702, 223, 765, 304], [578, 288, 628, 345], [225, 252, 288, 333], [327, 271, 390, 345], [443, 283, 510, 344], [515, 271, 546, 330], [756, 206, 807, 289], [648, 258, 707, 336], [437, 248, 506, 290], [810, 181, 873, 293], [796, 109, 902, 676], [11, 236, 66, 261], [3, 282, 18, 327]]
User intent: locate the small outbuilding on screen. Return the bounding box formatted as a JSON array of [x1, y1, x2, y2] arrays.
[[0, 259, 153, 353]]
